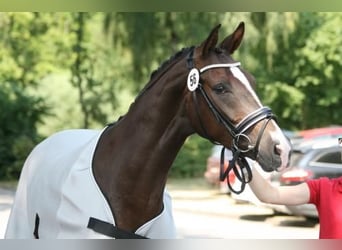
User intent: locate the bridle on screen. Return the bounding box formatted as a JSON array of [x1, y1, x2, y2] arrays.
[[186, 46, 277, 194]]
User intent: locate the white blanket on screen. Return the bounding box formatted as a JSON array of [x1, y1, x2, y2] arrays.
[[5, 128, 176, 239]]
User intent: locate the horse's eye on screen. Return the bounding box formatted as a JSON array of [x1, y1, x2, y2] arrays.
[[213, 83, 227, 94]]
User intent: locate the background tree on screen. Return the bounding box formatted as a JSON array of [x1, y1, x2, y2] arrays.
[[248, 12, 342, 130], [0, 13, 55, 178], [2, 12, 342, 180], [294, 13, 342, 128]]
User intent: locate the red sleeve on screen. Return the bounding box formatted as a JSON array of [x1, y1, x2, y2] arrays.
[[306, 178, 322, 205]]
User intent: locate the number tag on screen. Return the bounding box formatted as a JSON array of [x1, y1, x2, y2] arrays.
[[187, 68, 200, 92]]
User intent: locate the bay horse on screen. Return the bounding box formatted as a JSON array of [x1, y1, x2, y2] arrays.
[[5, 22, 291, 239]]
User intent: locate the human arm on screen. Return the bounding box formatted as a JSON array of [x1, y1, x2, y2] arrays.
[[248, 162, 311, 206]]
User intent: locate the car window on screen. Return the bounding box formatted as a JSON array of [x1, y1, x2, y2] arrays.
[[315, 151, 342, 164]]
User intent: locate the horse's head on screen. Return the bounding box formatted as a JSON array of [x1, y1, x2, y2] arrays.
[[185, 22, 291, 172]]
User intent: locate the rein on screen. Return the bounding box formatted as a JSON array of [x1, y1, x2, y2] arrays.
[[186, 47, 276, 194]]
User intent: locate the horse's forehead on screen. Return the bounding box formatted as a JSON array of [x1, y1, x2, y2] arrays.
[[231, 67, 262, 106], [205, 52, 251, 83], [196, 50, 260, 104], [230, 67, 250, 88], [212, 51, 234, 64], [196, 49, 233, 67], [203, 64, 262, 107]]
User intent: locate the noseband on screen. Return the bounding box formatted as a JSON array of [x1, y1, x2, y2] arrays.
[[186, 47, 276, 194]]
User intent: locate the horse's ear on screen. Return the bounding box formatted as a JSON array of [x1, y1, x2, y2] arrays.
[[198, 24, 221, 58], [219, 22, 245, 54]]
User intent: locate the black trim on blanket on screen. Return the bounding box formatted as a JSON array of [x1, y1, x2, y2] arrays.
[[33, 213, 40, 239], [87, 217, 148, 239]]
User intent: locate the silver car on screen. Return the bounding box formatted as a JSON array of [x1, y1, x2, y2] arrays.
[[275, 136, 342, 218]]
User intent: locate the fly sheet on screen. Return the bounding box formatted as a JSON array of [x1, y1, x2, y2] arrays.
[[5, 128, 177, 239]]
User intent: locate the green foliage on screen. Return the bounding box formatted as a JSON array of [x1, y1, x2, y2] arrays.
[[9, 135, 36, 179], [293, 13, 342, 127], [2, 12, 342, 180], [68, 13, 128, 128], [104, 12, 229, 92], [248, 12, 342, 130], [0, 13, 72, 87], [0, 83, 45, 179], [0, 13, 62, 179], [169, 135, 212, 178], [262, 82, 305, 129]]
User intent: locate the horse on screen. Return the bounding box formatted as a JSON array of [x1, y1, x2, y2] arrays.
[[5, 22, 291, 239]]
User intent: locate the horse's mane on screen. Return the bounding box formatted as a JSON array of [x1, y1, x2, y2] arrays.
[[112, 47, 194, 124], [133, 46, 226, 103], [135, 47, 193, 99], [150, 47, 193, 81]]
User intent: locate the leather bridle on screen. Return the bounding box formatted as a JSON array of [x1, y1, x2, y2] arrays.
[[186, 47, 277, 194]]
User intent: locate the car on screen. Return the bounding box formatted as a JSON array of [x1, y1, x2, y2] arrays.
[[291, 126, 342, 146], [231, 133, 342, 217], [275, 136, 342, 218]]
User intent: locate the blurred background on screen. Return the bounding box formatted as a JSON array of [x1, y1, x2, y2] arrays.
[[1, 12, 342, 182]]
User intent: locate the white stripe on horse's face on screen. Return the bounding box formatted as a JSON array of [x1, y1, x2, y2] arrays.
[[230, 67, 262, 107], [230, 66, 291, 169]]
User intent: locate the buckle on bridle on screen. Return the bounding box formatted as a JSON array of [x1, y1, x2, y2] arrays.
[[233, 133, 254, 153]]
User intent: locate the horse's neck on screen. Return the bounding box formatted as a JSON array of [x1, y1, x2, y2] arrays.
[[93, 68, 192, 231]]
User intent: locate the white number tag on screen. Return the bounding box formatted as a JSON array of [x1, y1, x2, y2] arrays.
[[187, 68, 200, 92]]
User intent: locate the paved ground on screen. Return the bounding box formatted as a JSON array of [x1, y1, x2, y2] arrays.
[[170, 188, 319, 239], [0, 179, 319, 239], [0, 188, 15, 238]]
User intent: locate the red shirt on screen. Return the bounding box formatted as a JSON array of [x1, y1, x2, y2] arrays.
[[307, 176, 342, 239]]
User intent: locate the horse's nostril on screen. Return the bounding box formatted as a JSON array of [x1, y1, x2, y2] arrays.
[[274, 144, 282, 156]]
